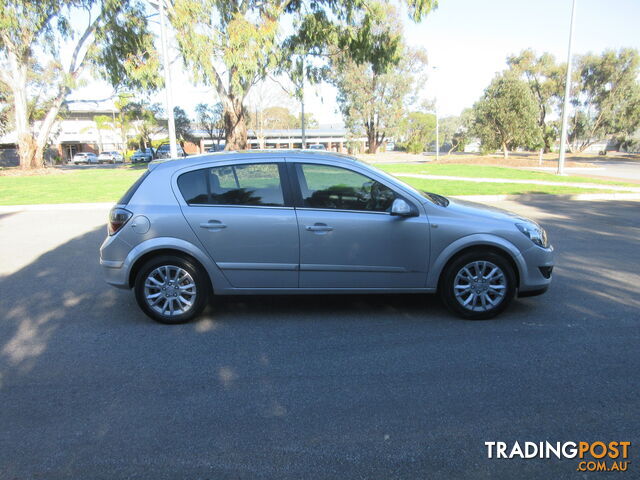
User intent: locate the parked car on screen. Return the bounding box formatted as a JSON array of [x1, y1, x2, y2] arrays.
[[130, 148, 155, 163], [307, 144, 326, 150], [207, 144, 225, 152], [71, 152, 98, 164], [98, 151, 124, 164], [101, 151, 554, 324], [155, 143, 186, 159]]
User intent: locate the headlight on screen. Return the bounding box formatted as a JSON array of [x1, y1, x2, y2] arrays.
[[516, 222, 548, 248]]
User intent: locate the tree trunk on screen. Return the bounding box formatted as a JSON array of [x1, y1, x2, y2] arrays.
[[367, 131, 378, 154], [223, 96, 247, 150], [502, 142, 509, 159], [8, 51, 37, 169]]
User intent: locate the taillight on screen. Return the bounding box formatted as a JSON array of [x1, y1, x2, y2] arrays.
[[108, 207, 132, 235]]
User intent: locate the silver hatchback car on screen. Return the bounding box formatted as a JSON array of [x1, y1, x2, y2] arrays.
[[100, 151, 554, 324]]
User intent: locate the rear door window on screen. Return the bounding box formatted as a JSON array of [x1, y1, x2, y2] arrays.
[[178, 163, 285, 207]]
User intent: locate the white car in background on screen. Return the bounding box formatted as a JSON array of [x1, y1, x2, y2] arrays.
[[98, 151, 124, 164], [71, 152, 98, 164]]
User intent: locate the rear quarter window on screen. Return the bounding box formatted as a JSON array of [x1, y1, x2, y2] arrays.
[[118, 170, 150, 205]]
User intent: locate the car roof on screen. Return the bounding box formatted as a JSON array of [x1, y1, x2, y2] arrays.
[[148, 149, 359, 172]]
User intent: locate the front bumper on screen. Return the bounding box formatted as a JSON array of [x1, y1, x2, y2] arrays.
[[518, 244, 554, 294]]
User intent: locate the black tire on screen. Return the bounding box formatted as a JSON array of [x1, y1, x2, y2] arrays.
[[439, 250, 516, 320], [134, 255, 209, 324]]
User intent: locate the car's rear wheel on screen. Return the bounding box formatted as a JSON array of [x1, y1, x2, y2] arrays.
[[134, 255, 209, 324], [439, 251, 516, 320]]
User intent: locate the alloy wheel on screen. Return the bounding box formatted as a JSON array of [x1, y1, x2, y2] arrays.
[[453, 261, 507, 312], [143, 265, 197, 317]]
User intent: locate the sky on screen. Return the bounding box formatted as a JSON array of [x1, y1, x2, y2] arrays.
[[68, 0, 640, 126]]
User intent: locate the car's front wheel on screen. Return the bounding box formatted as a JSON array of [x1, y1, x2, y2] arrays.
[[439, 251, 516, 320], [134, 255, 209, 324]]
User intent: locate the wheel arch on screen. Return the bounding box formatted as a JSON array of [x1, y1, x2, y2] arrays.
[[429, 235, 524, 291], [128, 248, 208, 288], [121, 237, 222, 293]]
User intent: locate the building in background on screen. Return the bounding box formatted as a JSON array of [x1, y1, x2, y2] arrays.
[[0, 100, 374, 167]]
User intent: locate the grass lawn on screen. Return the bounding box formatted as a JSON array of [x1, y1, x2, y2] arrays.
[[0, 164, 629, 206], [373, 163, 639, 187], [0, 168, 146, 205], [399, 177, 620, 197]]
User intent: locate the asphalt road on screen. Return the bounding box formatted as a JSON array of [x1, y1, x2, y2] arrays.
[[0, 198, 638, 479], [557, 157, 640, 182]]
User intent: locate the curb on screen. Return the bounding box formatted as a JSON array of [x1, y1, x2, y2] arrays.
[[0, 202, 114, 212], [450, 193, 640, 202], [1, 194, 639, 212]]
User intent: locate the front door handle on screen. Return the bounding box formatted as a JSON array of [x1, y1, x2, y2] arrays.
[[200, 220, 227, 230], [305, 223, 333, 232]]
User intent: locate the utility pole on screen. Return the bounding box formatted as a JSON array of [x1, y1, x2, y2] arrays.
[[300, 58, 306, 149], [432, 65, 439, 161], [435, 100, 439, 161], [157, 0, 178, 159], [557, 0, 577, 175]]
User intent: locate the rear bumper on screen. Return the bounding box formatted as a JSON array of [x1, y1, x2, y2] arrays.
[[100, 233, 131, 289], [100, 259, 129, 289]]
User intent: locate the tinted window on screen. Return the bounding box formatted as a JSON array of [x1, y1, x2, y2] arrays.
[[296, 164, 396, 212], [178, 163, 285, 207]]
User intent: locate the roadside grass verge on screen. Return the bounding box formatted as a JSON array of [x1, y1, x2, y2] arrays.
[[398, 177, 621, 196], [0, 168, 145, 205], [0, 165, 629, 206], [374, 163, 638, 187]]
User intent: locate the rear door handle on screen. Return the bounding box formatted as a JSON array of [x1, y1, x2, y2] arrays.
[[305, 224, 333, 232], [200, 220, 227, 230]]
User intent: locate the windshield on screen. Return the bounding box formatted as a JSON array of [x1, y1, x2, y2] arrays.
[[365, 163, 450, 207]]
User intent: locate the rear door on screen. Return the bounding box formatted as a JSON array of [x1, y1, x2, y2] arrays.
[[176, 160, 299, 289]]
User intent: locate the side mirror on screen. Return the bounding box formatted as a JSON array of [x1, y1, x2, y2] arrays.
[[391, 198, 416, 217]]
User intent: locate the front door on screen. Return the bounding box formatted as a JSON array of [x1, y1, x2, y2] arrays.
[[292, 162, 430, 289], [178, 161, 299, 288]]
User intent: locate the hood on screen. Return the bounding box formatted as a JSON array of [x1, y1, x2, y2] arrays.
[[445, 197, 528, 223]]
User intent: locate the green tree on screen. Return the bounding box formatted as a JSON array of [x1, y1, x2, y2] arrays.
[[128, 102, 164, 150], [173, 106, 194, 147], [569, 48, 640, 152], [169, 0, 436, 150], [261, 106, 298, 130], [0, 0, 160, 168], [438, 115, 460, 152], [507, 49, 564, 152], [447, 108, 475, 154], [93, 115, 113, 152], [0, 77, 10, 136], [472, 72, 542, 158], [195, 102, 224, 146], [297, 112, 318, 129], [113, 94, 139, 155], [398, 112, 435, 153], [330, 4, 428, 154]]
